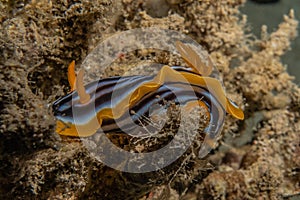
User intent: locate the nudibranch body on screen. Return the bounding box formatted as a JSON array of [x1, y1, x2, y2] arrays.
[[52, 41, 244, 157]]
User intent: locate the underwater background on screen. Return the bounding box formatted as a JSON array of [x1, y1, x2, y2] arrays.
[[0, 0, 299, 199], [242, 0, 300, 84]]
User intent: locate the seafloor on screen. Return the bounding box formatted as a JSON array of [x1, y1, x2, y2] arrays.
[[0, 0, 299, 199]]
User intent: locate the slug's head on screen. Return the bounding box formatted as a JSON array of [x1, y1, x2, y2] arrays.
[[52, 61, 97, 137], [53, 60, 91, 116]]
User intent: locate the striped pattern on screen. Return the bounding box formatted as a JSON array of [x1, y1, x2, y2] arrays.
[[53, 65, 230, 139]]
